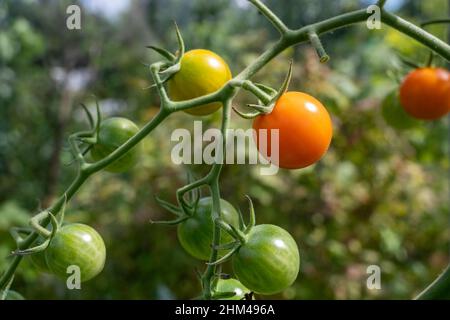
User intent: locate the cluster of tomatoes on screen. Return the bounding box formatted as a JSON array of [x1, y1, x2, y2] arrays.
[[167, 49, 333, 297], [25, 48, 449, 299], [27, 118, 141, 285], [166, 49, 450, 298], [177, 197, 299, 297], [169, 49, 333, 170]]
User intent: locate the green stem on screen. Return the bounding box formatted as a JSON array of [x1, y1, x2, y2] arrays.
[[247, 0, 289, 35], [201, 99, 233, 299], [415, 264, 450, 300], [377, 0, 388, 8], [382, 12, 450, 61], [308, 31, 330, 63], [421, 19, 450, 28]]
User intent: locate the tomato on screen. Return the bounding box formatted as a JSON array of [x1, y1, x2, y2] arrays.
[[232, 224, 300, 295], [91, 117, 140, 173], [381, 90, 418, 130], [215, 278, 253, 300], [177, 197, 240, 261], [45, 224, 106, 282], [168, 49, 232, 116], [0, 290, 25, 300], [253, 91, 332, 169], [399, 68, 450, 120]]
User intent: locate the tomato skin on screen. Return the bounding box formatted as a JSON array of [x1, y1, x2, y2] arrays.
[[91, 117, 140, 173], [168, 49, 232, 116], [232, 224, 300, 295], [0, 290, 25, 300], [45, 224, 106, 282], [399, 68, 450, 120], [253, 91, 332, 169], [216, 278, 253, 300], [382, 90, 418, 130], [177, 197, 240, 261]]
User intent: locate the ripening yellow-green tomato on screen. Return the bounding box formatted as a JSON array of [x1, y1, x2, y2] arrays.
[[168, 49, 232, 116]]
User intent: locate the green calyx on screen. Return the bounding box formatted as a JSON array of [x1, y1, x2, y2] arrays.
[[232, 61, 292, 119]]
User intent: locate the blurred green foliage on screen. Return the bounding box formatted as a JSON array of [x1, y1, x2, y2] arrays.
[[0, 0, 449, 299]]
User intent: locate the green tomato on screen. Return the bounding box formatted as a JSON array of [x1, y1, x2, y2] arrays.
[[168, 49, 232, 116], [216, 278, 253, 300], [45, 224, 106, 282], [90, 117, 140, 173], [232, 224, 300, 295], [382, 90, 418, 130], [0, 290, 25, 300], [177, 197, 240, 261]]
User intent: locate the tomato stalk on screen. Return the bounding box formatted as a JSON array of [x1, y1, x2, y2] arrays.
[[200, 98, 233, 299], [377, 0, 388, 8], [415, 264, 450, 300], [308, 32, 330, 63]]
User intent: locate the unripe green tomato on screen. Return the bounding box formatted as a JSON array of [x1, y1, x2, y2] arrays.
[[45, 223, 106, 282], [382, 90, 418, 130], [177, 197, 240, 261], [90, 117, 140, 173], [232, 224, 300, 295], [168, 49, 232, 116], [0, 290, 25, 300], [216, 278, 253, 300]]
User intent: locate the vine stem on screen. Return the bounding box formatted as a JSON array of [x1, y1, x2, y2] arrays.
[[377, 0, 388, 8], [421, 19, 450, 28], [415, 264, 450, 300], [2, 0, 450, 297], [200, 98, 234, 299]]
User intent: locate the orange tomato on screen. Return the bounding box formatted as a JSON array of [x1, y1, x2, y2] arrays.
[[168, 49, 232, 116], [253, 91, 332, 169], [399, 68, 450, 120]]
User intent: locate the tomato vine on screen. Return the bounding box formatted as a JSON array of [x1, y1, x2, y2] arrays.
[[1, 0, 449, 300]]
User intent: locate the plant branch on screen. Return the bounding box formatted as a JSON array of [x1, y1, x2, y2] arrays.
[[415, 264, 450, 300], [421, 19, 450, 28], [247, 0, 289, 35], [377, 0, 388, 8], [201, 98, 233, 299]]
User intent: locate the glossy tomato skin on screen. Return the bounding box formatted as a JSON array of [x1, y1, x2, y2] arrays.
[[216, 278, 253, 300], [177, 197, 240, 261], [45, 224, 106, 282], [382, 90, 418, 130], [168, 49, 232, 116], [253, 91, 332, 169], [400, 68, 450, 120], [232, 224, 300, 295], [91, 117, 140, 173]]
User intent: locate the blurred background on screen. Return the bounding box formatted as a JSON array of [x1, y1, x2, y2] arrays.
[[0, 0, 449, 299]]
